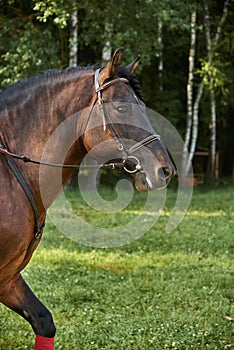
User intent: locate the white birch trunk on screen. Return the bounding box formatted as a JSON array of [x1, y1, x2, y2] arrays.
[[69, 10, 78, 67], [204, 1, 216, 179], [157, 19, 163, 91], [213, 0, 230, 52], [209, 87, 217, 178], [186, 81, 204, 174], [203, 0, 230, 181], [102, 41, 112, 64], [182, 10, 197, 177], [184, 0, 230, 178], [102, 23, 113, 65]]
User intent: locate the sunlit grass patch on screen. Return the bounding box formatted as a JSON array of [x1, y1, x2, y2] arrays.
[[0, 186, 233, 349]]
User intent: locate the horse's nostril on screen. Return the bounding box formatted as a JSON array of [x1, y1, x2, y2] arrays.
[[159, 166, 173, 180]]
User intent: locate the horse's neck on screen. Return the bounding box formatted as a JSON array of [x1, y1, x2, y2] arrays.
[[2, 70, 95, 211], [4, 70, 94, 159]]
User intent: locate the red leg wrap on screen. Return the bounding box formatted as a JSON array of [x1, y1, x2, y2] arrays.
[[34, 335, 54, 350]]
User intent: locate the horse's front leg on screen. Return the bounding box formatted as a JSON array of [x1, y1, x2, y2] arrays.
[[0, 273, 56, 350]]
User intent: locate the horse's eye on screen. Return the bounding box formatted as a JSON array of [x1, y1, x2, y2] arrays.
[[117, 105, 128, 113]]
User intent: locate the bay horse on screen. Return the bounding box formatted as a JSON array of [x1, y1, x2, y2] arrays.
[[0, 48, 174, 349]]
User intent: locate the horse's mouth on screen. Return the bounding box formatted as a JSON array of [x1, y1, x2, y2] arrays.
[[133, 171, 168, 192], [106, 158, 174, 192]]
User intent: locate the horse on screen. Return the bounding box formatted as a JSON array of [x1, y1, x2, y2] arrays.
[[0, 48, 174, 349]]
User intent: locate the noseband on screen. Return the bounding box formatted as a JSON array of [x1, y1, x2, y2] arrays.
[[94, 68, 160, 173], [0, 68, 161, 257], [0, 69, 161, 174]]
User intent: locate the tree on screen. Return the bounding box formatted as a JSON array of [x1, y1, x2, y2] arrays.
[[203, 0, 230, 184], [182, 0, 231, 183], [69, 9, 78, 67], [0, 1, 64, 89], [1, 0, 233, 182], [182, 9, 197, 179]]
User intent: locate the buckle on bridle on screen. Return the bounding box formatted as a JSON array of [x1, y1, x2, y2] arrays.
[[123, 155, 143, 174]]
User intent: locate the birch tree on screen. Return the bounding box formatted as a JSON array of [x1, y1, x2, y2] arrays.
[[183, 0, 230, 179], [204, 1, 217, 182], [157, 19, 164, 92], [69, 9, 78, 67], [203, 0, 230, 183], [182, 9, 197, 178], [102, 23, 113, 64]]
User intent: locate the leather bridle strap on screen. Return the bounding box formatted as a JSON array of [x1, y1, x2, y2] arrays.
[[0, 71, 161, 173], [94, 68, 161, 173], [94, 68, 129, 159], [128, 134, 161, 154], [0, 142, 45, 258], [0, 143, 125, 170], [0, 69, 162, 259]]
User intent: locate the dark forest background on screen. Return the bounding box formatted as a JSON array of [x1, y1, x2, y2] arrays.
[[0, 0, 234, 185]]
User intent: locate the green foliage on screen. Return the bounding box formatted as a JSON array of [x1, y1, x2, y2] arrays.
[[0, 187, 233, 349], [72, 0, 194, 66], [32, 0, 75, 28], [0, 2, 62, 89], [196, 55, 230, 101], [0, 0, 234, 176], [0, 23, 61, 88]]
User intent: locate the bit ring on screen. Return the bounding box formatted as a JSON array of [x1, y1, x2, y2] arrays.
[[123, 155, 143, 173]]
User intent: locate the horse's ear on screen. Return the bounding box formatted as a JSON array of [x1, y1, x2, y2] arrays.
[[126, 55, 141, 74], [98, 47, 124, 85]]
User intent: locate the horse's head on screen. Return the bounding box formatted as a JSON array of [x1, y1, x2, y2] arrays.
[[83, 48, 175, 191]]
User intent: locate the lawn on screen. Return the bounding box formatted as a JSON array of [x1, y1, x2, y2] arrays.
[[0, 186, 233, 349]]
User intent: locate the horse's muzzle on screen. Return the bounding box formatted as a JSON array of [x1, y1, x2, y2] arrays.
[[134, 163, 175, 192]]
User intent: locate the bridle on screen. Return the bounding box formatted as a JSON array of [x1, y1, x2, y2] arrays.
[[0, 68, 160, 174], [92, 68, 161, 173], [0, 68, 161, 257]]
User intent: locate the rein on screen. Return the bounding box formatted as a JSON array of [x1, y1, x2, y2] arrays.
[[0, 145, 125, 170], [0, 68, 161, 174], [0, 68, 161, 258], [94, 68, 161, 173]]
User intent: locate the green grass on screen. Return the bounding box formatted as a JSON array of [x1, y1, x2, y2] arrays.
[[0, 186, 233, 349]]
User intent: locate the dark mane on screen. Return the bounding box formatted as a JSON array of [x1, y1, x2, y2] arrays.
[[0, 66, 95, 108], [116, 67, 144, 102], [0, 65, 143, 109]]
